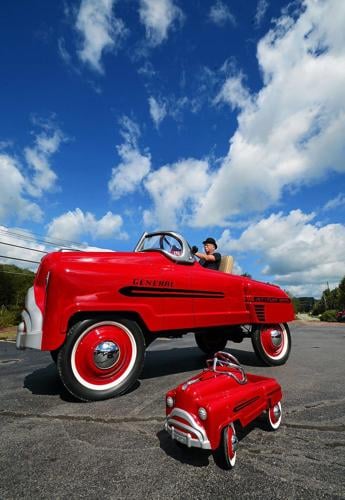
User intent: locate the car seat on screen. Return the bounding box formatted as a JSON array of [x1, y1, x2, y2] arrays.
[[219, 256, 233, 274]]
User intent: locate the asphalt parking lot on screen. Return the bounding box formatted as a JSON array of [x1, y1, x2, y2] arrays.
[[1, 321, 345, 499]]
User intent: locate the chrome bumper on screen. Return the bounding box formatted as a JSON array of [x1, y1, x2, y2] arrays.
[[165, 407, 211, 450], [16, 287, 43, 350]]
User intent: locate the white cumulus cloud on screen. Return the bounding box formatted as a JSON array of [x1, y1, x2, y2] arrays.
[[108, 116, 151, 199], [255, 0, 269, 27], [0, 120, 67, 226], [209, 1, 236, 27], [0, 154, 42, 224], [214, 73, 253, 111], [219, 209, 345, 297], [323, 193, 345, 212], [47, 208, 127, 242], [76, 0, 126, 73], [139, 0, 184, 46], [143, 158, 212, 228], [192, 0, 345, 226], [24, 126, 65, 197], [148, 96, 167, 128]]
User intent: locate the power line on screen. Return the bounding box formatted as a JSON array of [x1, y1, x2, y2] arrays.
[[0, 227, 84, 249], [0, 255, 41, 264], [0, 241, 48, 254], [0, 229, 59, 249], [1, 226, 79, 245], [0, 229, 68, 249]]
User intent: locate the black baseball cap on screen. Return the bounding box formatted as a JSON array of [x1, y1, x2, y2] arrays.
[[202, 237, 217, 249]]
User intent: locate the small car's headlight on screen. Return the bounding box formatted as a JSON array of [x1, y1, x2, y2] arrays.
[[198, 407, 207, 420], [166, 396, 174, 408]]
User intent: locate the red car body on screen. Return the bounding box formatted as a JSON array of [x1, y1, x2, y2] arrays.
[[16, 231, 294, 401], [165, 352, 282, 469]]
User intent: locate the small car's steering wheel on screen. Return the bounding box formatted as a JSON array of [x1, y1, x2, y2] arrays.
[[208, 351, 247, 384]]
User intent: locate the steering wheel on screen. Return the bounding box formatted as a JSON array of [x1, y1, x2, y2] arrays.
[[159, 235, 173, 252]]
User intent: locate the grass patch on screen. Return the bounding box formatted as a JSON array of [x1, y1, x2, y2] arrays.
[[0, 326, 17, 341]]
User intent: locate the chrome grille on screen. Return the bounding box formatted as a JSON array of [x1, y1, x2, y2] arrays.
[[254, 304, 265, 322]]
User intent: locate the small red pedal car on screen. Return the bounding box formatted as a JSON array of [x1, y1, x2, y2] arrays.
[[165, 352, 282, 469]]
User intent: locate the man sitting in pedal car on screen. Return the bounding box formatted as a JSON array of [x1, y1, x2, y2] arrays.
[[192, 237, 221, 270]]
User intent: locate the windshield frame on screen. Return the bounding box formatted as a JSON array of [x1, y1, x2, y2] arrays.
[[134, 231, 195, 264]]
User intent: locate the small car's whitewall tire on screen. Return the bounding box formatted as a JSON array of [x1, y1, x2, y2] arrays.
[[251, 323, 291, 366], [223, 423, 237, 469], [265, 401, 282, 431], [214, 422, 238, 469], [57, 318, 145, 401]]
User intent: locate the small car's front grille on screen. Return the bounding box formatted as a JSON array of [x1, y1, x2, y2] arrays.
[[254, 304, 265, 322]]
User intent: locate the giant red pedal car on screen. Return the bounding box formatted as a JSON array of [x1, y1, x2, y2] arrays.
[[17, 230, 294, 401], [165, 351, 282, 469]]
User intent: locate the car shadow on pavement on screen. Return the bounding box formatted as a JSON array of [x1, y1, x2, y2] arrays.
[[227, 347, 267, 367], [141, 346, 264, 380], [24, 363, 79, 402], [157, 429, 212, 467], [157, 418, 268, 470], [24, 363, 142, 402], [141, 347, 205, 379]]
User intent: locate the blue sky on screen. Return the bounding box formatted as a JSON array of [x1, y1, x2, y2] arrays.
[[0, 0, 344, 298]]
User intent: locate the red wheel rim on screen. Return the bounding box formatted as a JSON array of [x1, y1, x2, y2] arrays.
[[225, 424, 237, 467], [260, 324, 287, 360], [268, 402, 282, 429], [71, 322, 137, 390]]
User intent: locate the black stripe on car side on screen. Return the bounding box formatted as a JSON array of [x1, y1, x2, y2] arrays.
[[119, 286, 225, 299], [234, 396, 260, 413]]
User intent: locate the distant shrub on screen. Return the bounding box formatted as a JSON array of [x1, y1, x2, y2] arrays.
[[0, 307, 18, 328], [319, 310, 337, 322], [0, 305, 21, 328]]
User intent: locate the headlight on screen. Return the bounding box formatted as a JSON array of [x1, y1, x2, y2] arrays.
[[198, 407, 207, 420], [166, 396, 174, 408]]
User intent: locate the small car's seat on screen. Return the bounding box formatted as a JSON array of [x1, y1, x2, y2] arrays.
[[219, 255, 233, 274]]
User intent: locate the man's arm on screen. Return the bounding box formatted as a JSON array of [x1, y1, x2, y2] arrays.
[[194, 251, 217, 262]]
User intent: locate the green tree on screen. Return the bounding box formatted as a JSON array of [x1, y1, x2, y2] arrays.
[[0, 265, 35, 327], [337, 276, 345, 309], [311, 275, 345, 315], [291, 296, 300, 314]]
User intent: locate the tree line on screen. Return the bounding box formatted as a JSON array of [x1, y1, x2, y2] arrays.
[[0, 264, 35, 328], [292, 275, 345, 321]]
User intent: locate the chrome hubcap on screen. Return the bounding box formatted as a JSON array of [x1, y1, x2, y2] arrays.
[[232, 434, 239, 452], [270, 329, 282, 347], [93, 341, 120, 369], [273, 404, 281, 419]]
